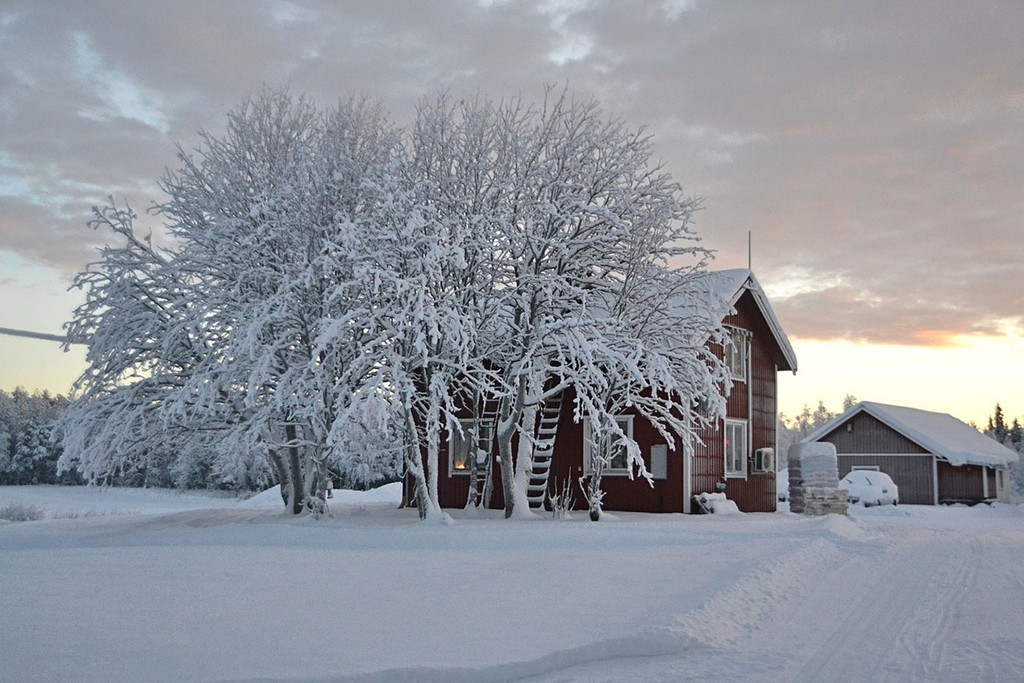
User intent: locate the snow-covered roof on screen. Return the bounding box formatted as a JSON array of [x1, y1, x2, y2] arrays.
[[805, 401, 1019, 468], [708, 268, 798, 372]]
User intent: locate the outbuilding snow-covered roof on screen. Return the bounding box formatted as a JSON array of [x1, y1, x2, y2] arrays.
[[805, 401, 1019, 468]]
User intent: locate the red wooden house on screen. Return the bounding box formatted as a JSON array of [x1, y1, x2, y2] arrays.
[[429, 269, 798, 514], [804, 401, 1017, 505]]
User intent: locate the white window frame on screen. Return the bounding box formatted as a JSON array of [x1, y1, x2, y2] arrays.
[[724, 419, 748, 478], [724, 326, 748, 382], [582, 415, 635, 476], [447, 418, 493, 476], [851, 465, 880, 472]]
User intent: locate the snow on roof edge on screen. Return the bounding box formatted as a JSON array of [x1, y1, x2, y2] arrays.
[[709, 269, 798, 373], [803, 401, 1018, 468]]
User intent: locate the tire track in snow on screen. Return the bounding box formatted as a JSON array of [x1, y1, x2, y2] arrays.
[[504, 525, 859, 683], [668, 536, 848, 650], [906, 532, 979, 680], [783, 528, 978, 682], [931, 532, 1024, 683]]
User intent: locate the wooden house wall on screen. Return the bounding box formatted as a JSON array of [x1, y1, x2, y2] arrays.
[[819, 411, 1000, 505], [691, 422, 723, 506], [583, 416, 688, 513], [937, 462, 986, 502], [430, 387, 691, 514], [819, 412, 934, 504], [836, 454, 936, 505], [430, 421, 493, 510], [819, 412, 929, 454], [427, 288, 786, 515], [537, 386, 691, 513], [715, 291, 779, 512]]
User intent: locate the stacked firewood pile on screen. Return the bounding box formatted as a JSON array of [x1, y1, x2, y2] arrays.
[[787, 442, 849, 515]]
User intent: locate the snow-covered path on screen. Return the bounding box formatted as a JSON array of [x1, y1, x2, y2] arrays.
[[522, 511, 1024, 683], [770, 517, 1024, 683], [2, 486, 1023, 682]]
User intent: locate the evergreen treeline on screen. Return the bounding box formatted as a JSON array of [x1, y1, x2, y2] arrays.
[[985, 403, 1024, 499], [6, 384, 1021, 502], [0, 388, 76, 485]]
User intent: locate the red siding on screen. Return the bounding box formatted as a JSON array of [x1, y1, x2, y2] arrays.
[[711, 291, 780, 512], [692, 422, 724, 505], [543, 387, 689, 513], [937, 462, 986, 503], [427, 287, 786, 515]]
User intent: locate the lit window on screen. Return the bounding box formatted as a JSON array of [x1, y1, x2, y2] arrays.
[[448, 419, 493, 475], [583, 416, 635, 474], [724, 326, 748, 381], [724, 419, 748, 477]]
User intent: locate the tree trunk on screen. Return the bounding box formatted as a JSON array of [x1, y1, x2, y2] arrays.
[[285, 423, 304, 514], [403, 407, 442, 521], [268, 449, 289, 507], [512, 399, 539, 518], [496, 377, 526, 519]]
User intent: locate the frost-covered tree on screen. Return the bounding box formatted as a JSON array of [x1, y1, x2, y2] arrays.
[[571, 258, 727, 520], [315, 94, 510, 520], [499, 92, 725, 520], [984, 404, 1023, 501], [391, 89, 727, 518], [156, 92, 403, 512], [61, 91, 399, 509], [786, 400, 837, 441], [987, 403, 1008, 443], [59, 199, 215, 487], [62, 85, 725, 521], [778, 396, 856, 463], [0, 388, 69, 485]]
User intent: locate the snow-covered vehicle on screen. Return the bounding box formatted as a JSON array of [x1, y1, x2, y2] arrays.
[[777, 468, 789, 501], [840, 470, 899, 506]]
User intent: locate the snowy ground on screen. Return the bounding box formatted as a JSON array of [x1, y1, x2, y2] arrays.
[[2, 486, 1024, 682]]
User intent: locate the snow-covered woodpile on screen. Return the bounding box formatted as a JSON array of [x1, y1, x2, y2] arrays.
[[787, 442, 848, 515]]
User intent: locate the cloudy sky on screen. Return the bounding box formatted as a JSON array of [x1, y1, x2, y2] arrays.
[[1, 0, 1022, 425]]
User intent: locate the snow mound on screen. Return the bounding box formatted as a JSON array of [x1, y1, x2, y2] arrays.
[[822, 513, 869, 541], [695, 492, 742, 514], [242, 482, 403, 509], [296, 629, 692, 683]]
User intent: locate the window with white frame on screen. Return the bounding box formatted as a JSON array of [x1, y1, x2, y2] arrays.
[[724, 419, 748, 477], [582, 415, 634, 474], [724, 326, 748, 381], [448, 419, 494, 475]]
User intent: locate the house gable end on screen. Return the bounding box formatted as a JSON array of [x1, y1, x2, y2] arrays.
[[816, 410, 931, 454], [711, 269, 797, 373]]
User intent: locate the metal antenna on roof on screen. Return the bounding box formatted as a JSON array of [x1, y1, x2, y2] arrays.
[[747, 231, 752, 271]]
